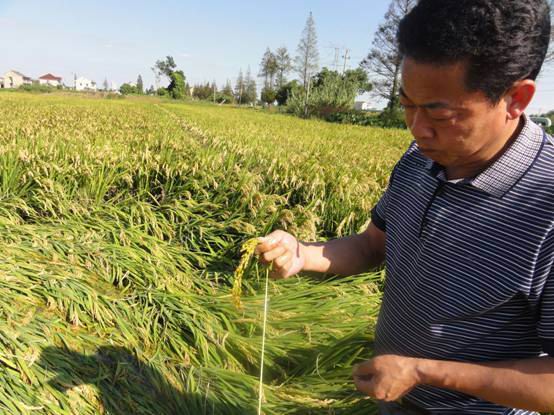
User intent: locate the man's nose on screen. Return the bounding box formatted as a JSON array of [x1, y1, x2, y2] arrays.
[[409, 108, 434, 140]]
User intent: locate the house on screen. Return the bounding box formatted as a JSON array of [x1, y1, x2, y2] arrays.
[[354, 101, 373, 111], [75, 77, 97, 91], [2, 70, 33, 88], [39, 73, 63, 87]]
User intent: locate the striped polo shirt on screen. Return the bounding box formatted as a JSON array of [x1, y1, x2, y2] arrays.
[[371, 114, 554, 414]]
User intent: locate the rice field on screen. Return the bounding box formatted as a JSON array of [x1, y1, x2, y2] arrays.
[[0, 92, 411, 414]]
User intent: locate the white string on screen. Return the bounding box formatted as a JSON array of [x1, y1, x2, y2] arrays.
[[257, 269, 270, 415]]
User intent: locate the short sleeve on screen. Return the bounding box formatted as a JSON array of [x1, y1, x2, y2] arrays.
[[537, 233, 554, 356], [371, 164, 399, 233]]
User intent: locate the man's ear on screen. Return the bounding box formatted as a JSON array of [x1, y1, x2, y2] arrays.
[[505, 80, 536, 120]]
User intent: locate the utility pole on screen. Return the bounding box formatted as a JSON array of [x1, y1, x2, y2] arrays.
[[333, 47, 340, 72], [342, 48, 350, 74]]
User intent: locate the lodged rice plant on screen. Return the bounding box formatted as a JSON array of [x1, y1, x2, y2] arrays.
[[0, 92, 409, 414]]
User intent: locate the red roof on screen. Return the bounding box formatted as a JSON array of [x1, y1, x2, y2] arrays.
[[39, 73, 62, 81]]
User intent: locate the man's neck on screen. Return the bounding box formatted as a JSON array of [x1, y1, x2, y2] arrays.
[[445, 117, 525, 181]]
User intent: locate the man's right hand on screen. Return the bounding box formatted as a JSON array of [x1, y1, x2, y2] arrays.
[[255, 230, 306, 279]]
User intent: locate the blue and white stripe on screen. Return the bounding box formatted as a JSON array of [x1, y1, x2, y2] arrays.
[[371, 115, 554, 414]]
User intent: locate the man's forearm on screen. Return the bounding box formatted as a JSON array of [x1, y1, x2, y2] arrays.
[[416, 356, 554, 412], [300, 233, 383, 276]]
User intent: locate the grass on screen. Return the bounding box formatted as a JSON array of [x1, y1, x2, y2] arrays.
[[0, 91, 410, 414]]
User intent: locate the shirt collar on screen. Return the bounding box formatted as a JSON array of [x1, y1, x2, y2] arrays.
[[424, 114, 545, 198]]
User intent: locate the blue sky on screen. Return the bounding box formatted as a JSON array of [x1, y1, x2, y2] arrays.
[[2, 0, 554, 112]]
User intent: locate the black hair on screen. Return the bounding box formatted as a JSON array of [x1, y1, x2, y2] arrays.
[[398, 0, 551, 102]]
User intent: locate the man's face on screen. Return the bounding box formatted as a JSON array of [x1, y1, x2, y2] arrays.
[[400, 58, 510, 169]]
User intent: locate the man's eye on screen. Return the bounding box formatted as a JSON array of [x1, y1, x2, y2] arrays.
[[428, 109, 455, 118]]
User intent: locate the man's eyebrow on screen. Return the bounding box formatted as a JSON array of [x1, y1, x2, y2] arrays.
[[399, 87, 453, 109]]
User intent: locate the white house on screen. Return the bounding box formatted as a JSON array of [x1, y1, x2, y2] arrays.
[[354, 101, 373, 111], [39, 73, 63, 87], [2, 70, 32, 88], [75, 77, 97, 91]]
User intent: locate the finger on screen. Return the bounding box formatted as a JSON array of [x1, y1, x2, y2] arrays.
[[274, 251, 293, 268], [352, 360, 377, 377], [255, 235, 283, 255], [353, 373, 378, 398], [261, 246, 287, 263]]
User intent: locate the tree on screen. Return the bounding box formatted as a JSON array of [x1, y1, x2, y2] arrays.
[[154, 56, 177, 81], [275, 47, 293, 89], [217, 80, 235, 104], [120, 83, 137, 95], [244, 67, 257, 105], [234, 69, 246, 104], [261, 86, 277, 106], [192, 82, 214, 100], [210, 81, 217, 103], [287, 68, 371, 117], [361, 0, 416, 113], [153, 56, 187, 99], [168, 70, 186, 99], [259, 48, 278, 88], [295, 12, 320, 117], [276, 80, 301, 106], [136, 75, 144, 94]]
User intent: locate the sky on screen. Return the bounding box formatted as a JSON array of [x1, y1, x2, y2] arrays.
[[2, 0, 554, 113]]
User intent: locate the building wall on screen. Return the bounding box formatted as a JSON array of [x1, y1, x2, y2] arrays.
[[3, 71, 27, 88], [354, 101, 371, 111], [75, 78, 97, 91], [39, 78, 61, 87]]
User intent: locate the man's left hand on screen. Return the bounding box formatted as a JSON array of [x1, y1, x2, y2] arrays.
[[352, 354, 422, 401]]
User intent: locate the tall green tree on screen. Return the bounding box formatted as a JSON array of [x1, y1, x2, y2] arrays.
[[361, 0, 416, 112], [275, 46, 293, 89], [234, 69, 245, 104], [295, 12, 320, 117], [259, 48, 278, 88], [154, 56, 177, 81], [168, 70, 186, 99], [136, 75, 144, 94], [152, 56, 187, 100], [244, 67, 257, 105]]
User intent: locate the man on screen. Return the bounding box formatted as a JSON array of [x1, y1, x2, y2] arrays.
[[255, 0, 554, 413]]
